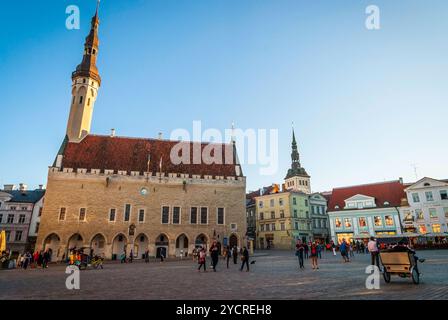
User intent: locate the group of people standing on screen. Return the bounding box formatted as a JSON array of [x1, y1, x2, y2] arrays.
[[195, 240, 250, 272], [16, 250, 52, 269], [295, 240, 321, 270]]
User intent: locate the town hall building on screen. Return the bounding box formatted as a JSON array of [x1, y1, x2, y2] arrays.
[[36, 6, 246, 261]]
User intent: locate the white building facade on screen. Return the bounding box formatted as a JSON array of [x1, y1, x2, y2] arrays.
[[400, 177, 448, 238], [0, 184, 45, 255]]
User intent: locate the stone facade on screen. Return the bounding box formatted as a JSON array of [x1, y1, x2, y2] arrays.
[[35, 7, 247, 261], [36, 169, 246, 261]]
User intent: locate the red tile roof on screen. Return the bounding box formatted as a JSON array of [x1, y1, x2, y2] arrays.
[[61, 135, 241, 178], [246, 186, 275, 200], [328, 180, 406, 211]]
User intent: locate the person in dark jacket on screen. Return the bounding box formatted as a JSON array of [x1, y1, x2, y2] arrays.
[[240, 247, 250, 272], [295, 240, 305, 269], [304, 243, 309, 259], [232, 246, 238, 264], [209, 240, 219, 272], [224, 246, 232, 269]]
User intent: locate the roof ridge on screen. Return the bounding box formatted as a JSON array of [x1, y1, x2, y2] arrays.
[[87, 134, 234, 146], [332, 179, 402, 190]]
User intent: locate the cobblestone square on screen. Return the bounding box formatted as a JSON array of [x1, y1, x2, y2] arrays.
[[1, 249, 448, 300]]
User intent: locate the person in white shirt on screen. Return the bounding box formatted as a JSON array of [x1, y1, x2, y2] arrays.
[[368, 237, 380, 267]]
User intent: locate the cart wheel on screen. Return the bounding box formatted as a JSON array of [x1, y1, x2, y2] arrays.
[[411, 267, 419, 284], [383, 271, 391, 283]]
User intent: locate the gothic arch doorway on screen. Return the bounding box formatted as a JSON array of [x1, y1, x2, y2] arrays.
[[43, 233, 60, 262], [229, 234, 238, 248], [175, 234, 189, 257], [155, 234, 169, 258], [112, 234, 128, 260]]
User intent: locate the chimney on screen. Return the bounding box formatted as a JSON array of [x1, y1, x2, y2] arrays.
[[158, 132, 163, 140], [19, 183, 27, 192], [110, 129, 116, 137], [3, 184, 15, 191], [259, 188, 263, 196], [38, 184, 44, 190], [399, 177, 403, 184]]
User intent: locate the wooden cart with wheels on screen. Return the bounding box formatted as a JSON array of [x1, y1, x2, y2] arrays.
[[379, 251, 420, 284]]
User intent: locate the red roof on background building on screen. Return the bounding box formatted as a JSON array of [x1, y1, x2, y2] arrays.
[[328, 180, 406, 211], [61, 135, 240, 178]]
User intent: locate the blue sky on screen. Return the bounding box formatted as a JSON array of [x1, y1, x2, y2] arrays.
[[0, 0, 447, 192]]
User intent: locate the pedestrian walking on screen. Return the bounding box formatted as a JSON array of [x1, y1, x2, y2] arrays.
[[209, 240, 219, 272], [224, 246, 231, 269], [339, 239, 350, 263], [22, 252, 31, 270], [129, 250, 133, 263], [120, 251, 127, 263], [232, 245, 238, 264], [331, 241, 337, 256], [240, 247, 250, 272], [144, 250, 149, 263], [317, 242, 322, 259], [368, 237, 380, 268], [310, 242, 319, 270], [197, 247, 207, 272], [295, 240, 305, 269], [42, 250, 50, 268], [304, 243, 309, 259], [349, 243, 354, 258], [192, 248, 198, 262]]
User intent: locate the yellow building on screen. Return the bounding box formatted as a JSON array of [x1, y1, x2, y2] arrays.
[[255, 190, 312, 249]]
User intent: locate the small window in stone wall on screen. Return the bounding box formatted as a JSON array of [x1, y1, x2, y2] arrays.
[[190, 207, 197, 224], [172, 207, 180, 224], [162, 206, 169, 224], [217, 208, 224, 225], [139, 209, 145, 222], [109, 209, 116, 222], [79, 208, 86, 221], [124, 204, 131, 221], [59, 208, 66, 221], [200, 207, 208, 224]]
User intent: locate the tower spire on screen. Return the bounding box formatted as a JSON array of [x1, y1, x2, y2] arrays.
[[291, 127, 300, 168], [72, 2, 101, 85], [66, 4, 103, 142]]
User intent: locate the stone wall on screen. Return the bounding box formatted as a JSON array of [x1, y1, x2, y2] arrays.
[[36, 169, 246, 260]]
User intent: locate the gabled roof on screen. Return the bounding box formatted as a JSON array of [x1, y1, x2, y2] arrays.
[[59, 135, 242, 178], [344, 194, 375, 202], [3, 189, 45, 204], [328, 180, 406, 211], [404, 177, 448, 191]]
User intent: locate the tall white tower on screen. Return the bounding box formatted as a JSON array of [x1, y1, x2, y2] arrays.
[[66, 4, 101, 142]]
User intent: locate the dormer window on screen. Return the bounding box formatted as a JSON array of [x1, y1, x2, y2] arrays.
[[344, 194, 376, 210], [383, 201, 390, 206], [335, 205, 339, 209]]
